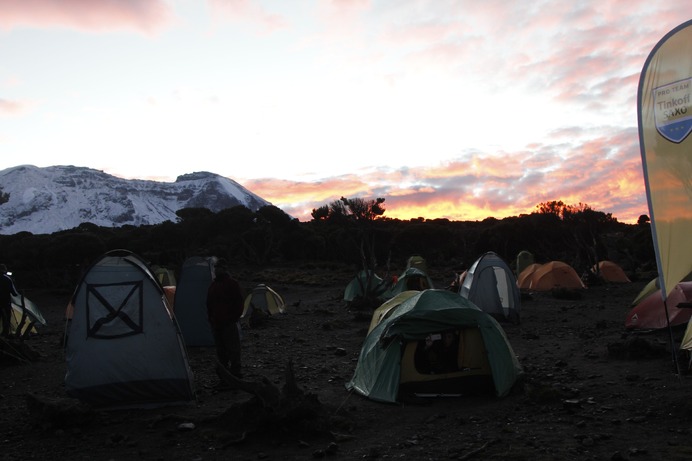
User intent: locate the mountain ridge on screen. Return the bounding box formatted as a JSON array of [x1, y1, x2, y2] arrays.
[[0, 165, 272, 235]]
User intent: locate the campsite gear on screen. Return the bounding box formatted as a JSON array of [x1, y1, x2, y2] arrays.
[[175, 256, 216, 346], [242, 284, 285, 327], [406, 255, 429, 274], [367, 290, 418, 334], [459, 252, 520, 324], [592, 261, 631, 283], [625, 281, 692, 330], [517, 263, 541, 290], [0, 268, 18, 337], [381, 267, 434, 299], [343, 270, 387, 302], [9, 294, 46, 338], [519, 261, 585, 291], [516, 250, 535, 278], [163, 286, 176, 312], [64, 250, 195, 408], [637, 20, 692, 373], [638, 19, 692, 307], [347, 289, 522, 403], [153, 266, 177, 287], [631, 277, 659, 306], [632, 272, 692, 306]]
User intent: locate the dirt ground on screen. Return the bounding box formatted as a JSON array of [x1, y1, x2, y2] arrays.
[[2, 266, 692, 461]]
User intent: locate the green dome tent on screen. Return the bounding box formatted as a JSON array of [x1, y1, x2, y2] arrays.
[[381, 267, 434, 299], [343, 270, 388, 302], [346, 289, 523, 403]]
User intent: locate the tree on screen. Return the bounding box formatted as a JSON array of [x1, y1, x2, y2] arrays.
[[309, 196, 387, 309], [536, 200, 568, 218]]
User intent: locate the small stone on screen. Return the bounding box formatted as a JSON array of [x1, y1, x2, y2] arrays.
[[177, 422, 195, 431], [581, 437, 594, 446]]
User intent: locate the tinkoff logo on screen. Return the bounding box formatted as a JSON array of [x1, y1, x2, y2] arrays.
[[654, 78, 692, 143]]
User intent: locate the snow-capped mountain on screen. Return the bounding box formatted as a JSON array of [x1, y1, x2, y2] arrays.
[[0, 165, 272, 235]]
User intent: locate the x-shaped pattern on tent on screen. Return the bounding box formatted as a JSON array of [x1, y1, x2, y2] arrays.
[[86, 281, 144, 339]]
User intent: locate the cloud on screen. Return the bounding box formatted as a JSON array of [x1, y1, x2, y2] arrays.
[[0, 0, 173, 33], [244, 118, 648, 223], [0, 98, 27, 115], [208, 0, 288, 33], [244, 126, 648, 224]]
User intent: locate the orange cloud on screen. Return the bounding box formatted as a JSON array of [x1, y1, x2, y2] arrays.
[[0, 0, 173, 33], [208, 0, 287, 33], [241, 131, 649, 225]]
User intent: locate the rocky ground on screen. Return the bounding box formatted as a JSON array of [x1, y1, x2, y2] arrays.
[[1, 265, 692, 461]]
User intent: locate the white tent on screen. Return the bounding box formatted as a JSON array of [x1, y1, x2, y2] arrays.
[[65, 250, 195, 408], [243, 284, 285, 316], [460, 252, 520, 324]]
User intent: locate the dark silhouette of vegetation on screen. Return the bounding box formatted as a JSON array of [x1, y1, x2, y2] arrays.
[[0, 198, 654, 293], [312, 197, 388, 308]]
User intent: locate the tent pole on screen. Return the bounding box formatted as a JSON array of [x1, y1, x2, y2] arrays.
[[663, 299, 682, 380]]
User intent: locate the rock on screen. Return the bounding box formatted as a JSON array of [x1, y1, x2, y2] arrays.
[[177, 422, 195, 431]]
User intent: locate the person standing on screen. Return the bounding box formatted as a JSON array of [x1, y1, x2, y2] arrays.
[[0, 264, 18, 337], [206, 259, 245, 382]]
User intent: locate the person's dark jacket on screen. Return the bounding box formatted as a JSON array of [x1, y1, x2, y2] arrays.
[[206, 272, 244, 328], [0, 273, 18, 307]]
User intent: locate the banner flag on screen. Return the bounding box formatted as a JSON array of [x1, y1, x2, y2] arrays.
[[638, 19, 692, 301]]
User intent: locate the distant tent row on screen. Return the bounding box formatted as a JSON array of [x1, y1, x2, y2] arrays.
[[345, 253, 521, 325], [347, 289, 523, 403], [517, 259, 630, 292], [517, 261, 585, 291], [343, 256, 435, 304]]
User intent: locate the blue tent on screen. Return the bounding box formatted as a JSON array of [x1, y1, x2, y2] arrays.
[[174, 256, 216, 346]]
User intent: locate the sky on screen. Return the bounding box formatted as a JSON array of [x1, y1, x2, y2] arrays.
[[1, 1, 691, 224]]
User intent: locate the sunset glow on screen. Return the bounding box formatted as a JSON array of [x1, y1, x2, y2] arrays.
[[1, 1, 689, 225]]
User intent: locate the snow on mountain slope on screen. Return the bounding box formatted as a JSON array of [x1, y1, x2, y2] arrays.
[[0, 165, 272, 235]]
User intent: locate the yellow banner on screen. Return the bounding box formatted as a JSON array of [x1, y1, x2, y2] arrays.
[[639, 19, 692, 299]]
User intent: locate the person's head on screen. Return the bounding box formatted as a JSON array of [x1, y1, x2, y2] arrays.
[[0, 264, 7, 274], [443, 331, 456, 346], [214, 258, 229, 278]]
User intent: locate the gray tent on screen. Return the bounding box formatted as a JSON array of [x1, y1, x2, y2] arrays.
[[460, 252, 520, 324], [64, 250, 195, 408], [174, 256, 216, 346]]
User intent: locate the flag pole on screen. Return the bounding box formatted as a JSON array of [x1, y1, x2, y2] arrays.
[[662, 298, 682, 379]]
